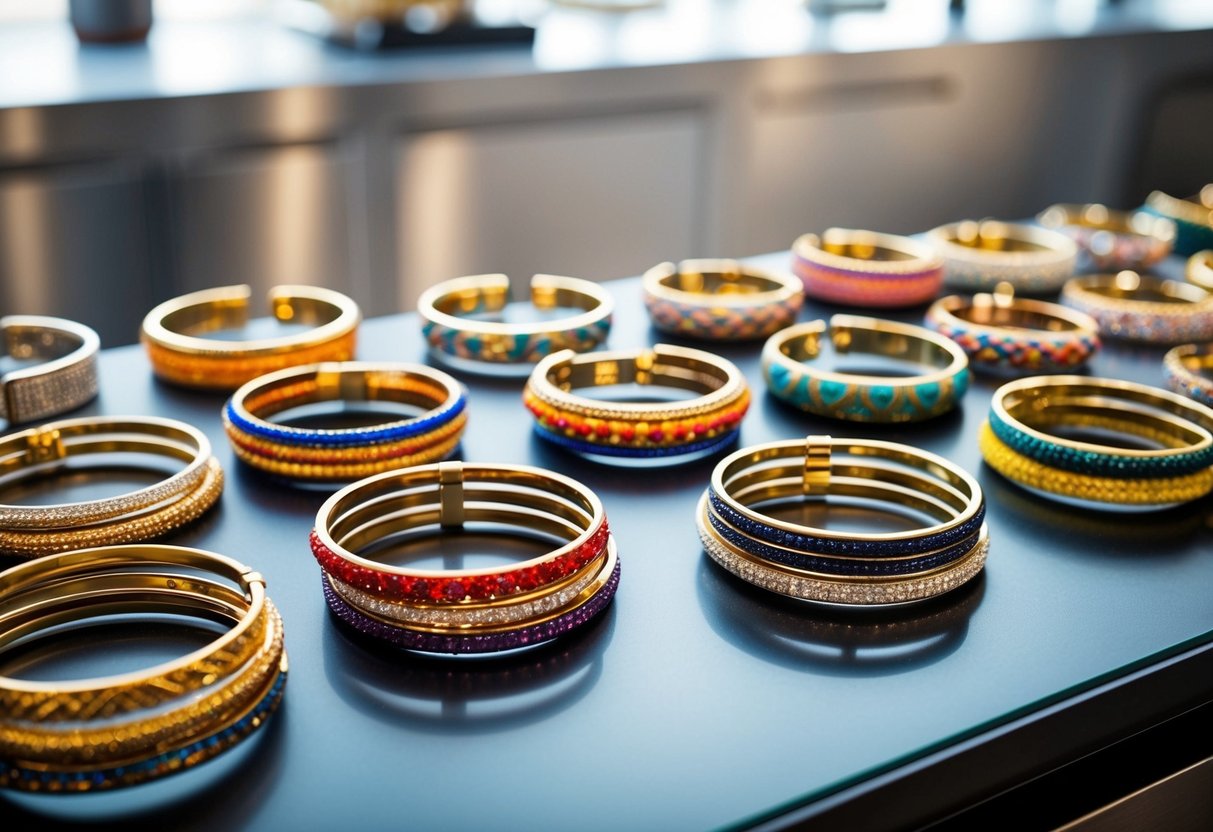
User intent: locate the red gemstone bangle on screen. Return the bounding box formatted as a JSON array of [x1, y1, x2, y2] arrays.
[[311, 462, 609, 605]]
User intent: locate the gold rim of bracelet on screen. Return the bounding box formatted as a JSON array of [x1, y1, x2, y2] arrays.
[[0, 545, 267, 704], [1, 315, 100, 425], [712, 436, 983, 543], [1061, 271, 1212, 313], [316, 461, 605, 581], [927, 284, 1099, 339], [527, 343, 747, 420], [1187, 251, 1213, 291], [642, 259, 803, 307], [926, 219, 1078, 264], [140, 284, 360, 358], [793, 228, 943, 275], [416, 273, 613, 337], [991, 375, 1213, 459], [764, 315, 969, 388], [0, 416, 215, 531], [1037, 203, 1177, 243]]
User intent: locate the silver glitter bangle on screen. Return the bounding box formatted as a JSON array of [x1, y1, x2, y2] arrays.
[[1, 315, 100, 425]]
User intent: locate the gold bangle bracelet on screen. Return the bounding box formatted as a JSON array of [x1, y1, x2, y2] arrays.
[[141, 284, 360, 390], [1164, 342, 1213, 408], [791, 228, 944, 307], [418, 273, 613, 369], [926, 219, 1077, 294], [641, 259, 803, 340], [762, 316, 970, 422], [524, 344, 749, 461], [1143, 188, 1213, 256], [1, 316, 100, 426], [1061, 271, 1213, 344], [925, 283, 1101, 375], [1187, 250, 1213, 291], [0, 545, 286, 791], [1036, 203, 1175, 271]]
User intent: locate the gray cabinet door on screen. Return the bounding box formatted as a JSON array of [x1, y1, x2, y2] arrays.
[[395, 110, 705, 309], [167, 144, 355, 302], [0, 163, 153, 347]]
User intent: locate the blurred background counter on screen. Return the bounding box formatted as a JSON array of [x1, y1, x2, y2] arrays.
[[0, 0, 1212, 344]]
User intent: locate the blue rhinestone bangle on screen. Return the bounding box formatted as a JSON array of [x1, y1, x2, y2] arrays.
[[707, 488, 985, 558], [987, 406, 1213, 477]]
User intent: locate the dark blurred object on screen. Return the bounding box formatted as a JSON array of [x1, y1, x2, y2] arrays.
[[1129, 74, 1213, 207], [806, 0, 888, 13], [280, 0, 535, 50], [69, 0, 153, 44]]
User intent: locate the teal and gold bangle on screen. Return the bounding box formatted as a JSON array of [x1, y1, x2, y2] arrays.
[[1187, 250, 1213, 291], [762, 316, 969, 422], [982, 375, 1213, 509], [418, 273, 613, 371], [642, 259, 803, 340], [1143, 187, 1213, 257], [1164, 343, 1213, 408]]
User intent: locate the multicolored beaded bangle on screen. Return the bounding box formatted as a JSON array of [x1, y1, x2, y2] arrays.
[[313, 461, 617, 654], [762, 316, 969, 422], [926, 219, 1077, 294], [989, 376, 1213, 479], [1164, 343, 1213, 408], [925, 285, 1100, 375], [1060, 271, 1213, 344], [1143, 187, 1213, 257], [791, 228, 943, 308], [642, 259, 803, 340], [978, 421, 1213, 509], [1187, 250, 1213, 292], [141, 284, 360, 391], [223, 362, 467, 482], [418, 273, 613, 371], [524, 344, 749, 461], [700, 500, 989, 607], [1, 315, 99, 425], [0, 545, 286, 792], [1037, 203, 1175, 271], [0, 417, 223, 558]]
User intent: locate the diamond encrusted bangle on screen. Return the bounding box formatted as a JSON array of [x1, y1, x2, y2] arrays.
[[1037, 203, 1175, 271], [1061, 272, 1213, 344], [927, 219, 1077, 294], [0, 316, 100, 426], [1164, 343, 1213, 408]]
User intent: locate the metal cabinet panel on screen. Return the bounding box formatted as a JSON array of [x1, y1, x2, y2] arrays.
[[395, 110, 705, 310], [168, 144, 355, 301], [0, 164, 153, 346]]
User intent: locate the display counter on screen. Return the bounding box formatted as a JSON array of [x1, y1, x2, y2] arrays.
[[2, 249, 1210, 830]]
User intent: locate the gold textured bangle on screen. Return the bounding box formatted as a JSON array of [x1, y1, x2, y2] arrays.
[[0, 545, 286, 792], [762, 316, 970, 422], [979, 421, 1213, 507], [1061, 271, 1213, 344], [1, 316, 100, 426], [524, 344, 749, 461], [418, 273, 613, 370], [1036, 203, 1176, 271], [141, 284, 360, 390], [641, 259, 803, 340], [791, 227, 944, 307], [1187, 250, 1213, 291], [926, 219, 1077, 294]]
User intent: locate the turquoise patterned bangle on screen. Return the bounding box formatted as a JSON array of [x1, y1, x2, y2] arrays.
[[989, 376, 1213, 478], [762, 316, 970, 422]]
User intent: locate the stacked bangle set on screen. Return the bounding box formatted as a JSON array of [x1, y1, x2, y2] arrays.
[[0, 545, 286, 792], [699, 437, 988, 605], [3, 195, 1212, 793], [311, 462, 618, 653]]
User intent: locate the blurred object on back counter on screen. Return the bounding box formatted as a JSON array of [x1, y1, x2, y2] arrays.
[[69, 0, 153, 43], [279, 0, 536, 48]]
